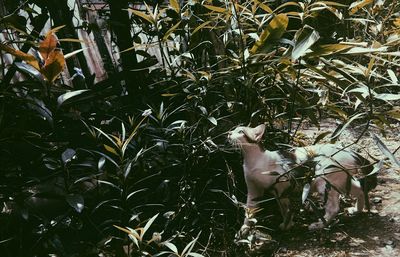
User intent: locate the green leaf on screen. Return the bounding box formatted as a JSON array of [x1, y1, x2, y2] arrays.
[[330, 112, 366, 141], [372, 133, 400, 168], [208, 117, 217, 126], [66, 194, 84, 213], [61, 148, 76, 164], [163, 242, 178, 254], [141, 214, 159, 240], [250, 14, 289, 54], [57, 89, 90, 107], [292, 26, 320, 60], [375, 93, 400, 101]]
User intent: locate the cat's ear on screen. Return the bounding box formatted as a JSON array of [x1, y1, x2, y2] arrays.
[[253, 124, 265, 142]]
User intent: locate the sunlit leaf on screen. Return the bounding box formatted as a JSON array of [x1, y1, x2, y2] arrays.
[[375, 93, 400, 101], [141, 214, 159, 240], [14, 62, 44, 81], [128, 8, 155, 24], [208, 117, 217, 126], [292, 26, 320, 60], [0, 43, 39, 70], [170, 0, 180, 12], [104, 144, 119, 156], [307, 44, 352, 57], [57, 89, 90, 107], [349, 0, 373, 15], [331, 112, 366, 141], [64, 48, 86, 59], [250, 14, 289, 54], [203, 4, 227, 13], [39, 32, 58, 60], [372, 133, 400, 168], [387, 69, 398, 84], [40, 48, 65, 82], [163, 242, 178, 254]]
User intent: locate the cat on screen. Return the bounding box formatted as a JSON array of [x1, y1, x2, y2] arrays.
[[228, 124, 377, 231]]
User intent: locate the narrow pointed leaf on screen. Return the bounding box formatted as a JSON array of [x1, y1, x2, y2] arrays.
[[203, 4, 227, 13], [250, 14, 288, 54], [0, 43, 40, 70], [57, 89, 90, 107], [292, 27, 320, 60], [372, 133, 400, 168]]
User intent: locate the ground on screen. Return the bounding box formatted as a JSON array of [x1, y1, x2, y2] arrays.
[[243, 120, 400, 257]]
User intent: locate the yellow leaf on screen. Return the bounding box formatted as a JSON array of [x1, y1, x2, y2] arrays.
[[127, 8, 155, 24], [170, 0, 180, 12], [45, 25, 66, 37], [192, 21, 211, 35], [254, 0, 272, 13], [306, 44, 352, 57], [104, 144, 119, 156], [0, 43, 40, 70], [161, 93, 178, 97], [163, 21, 181, 41], [40, 49, 65, 82], [39, 32, 58, 60], [394, 18, 400, 28], [349, 0, 373, 15], [250, 14, 289, 54], [203, 4, 227, 13]]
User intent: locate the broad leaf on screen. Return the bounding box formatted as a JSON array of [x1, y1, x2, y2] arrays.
[[62, 148, 76, 164], [39, 32, 58, 60], [66, 194, 84, 213], [307, 44, 352, 57], [57, 89, 90, 107], [375, 93, 400, 101], [372, 133, 400, 168], [250, 14, 289, 54], [40, 48, 65, 82], [292, 26, 320, 60]]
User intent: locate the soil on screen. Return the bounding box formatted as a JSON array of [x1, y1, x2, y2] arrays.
[[247, 120, 400, 257]]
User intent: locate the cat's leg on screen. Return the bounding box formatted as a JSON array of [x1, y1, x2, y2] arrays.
[[238, 185, 264, 236], [347, 179, 365, 215], [309, 187, 340, 230], [278, 197, 294, 230]]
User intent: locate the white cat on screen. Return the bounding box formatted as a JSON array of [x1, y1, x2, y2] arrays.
[[228, 124, 377, 231]]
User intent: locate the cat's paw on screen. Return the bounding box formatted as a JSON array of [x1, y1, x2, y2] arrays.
[[347, 207, 362, 215], [308, 221, 325, 230]]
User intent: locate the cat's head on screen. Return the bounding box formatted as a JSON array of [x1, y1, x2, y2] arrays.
[[228, 124, 266, 146]]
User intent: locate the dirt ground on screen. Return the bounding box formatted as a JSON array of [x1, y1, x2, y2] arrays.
[[272, 120, 400, 257]]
